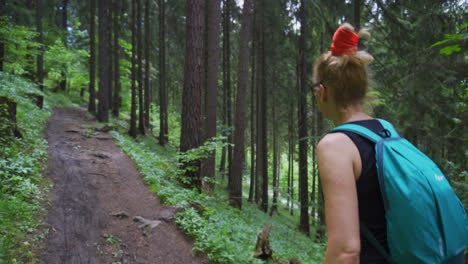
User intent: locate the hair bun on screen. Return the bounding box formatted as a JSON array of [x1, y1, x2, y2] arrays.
[[330, 26, 359, 56]]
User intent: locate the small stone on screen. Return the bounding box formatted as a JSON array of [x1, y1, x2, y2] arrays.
[[133, 216, 161, 230], [110, 211, 129, 219]]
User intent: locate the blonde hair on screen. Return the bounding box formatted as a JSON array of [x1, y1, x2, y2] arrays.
[[313, 23, 374, 107]]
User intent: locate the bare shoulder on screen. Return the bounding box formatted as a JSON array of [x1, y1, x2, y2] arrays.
[[317, 132, 361, 181], [317, 132, 354, 154]]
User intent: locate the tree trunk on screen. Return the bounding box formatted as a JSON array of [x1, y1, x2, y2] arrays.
[[24, 1, 35, 82], [291, 142, 295, 215], [317, 176, 326, 239], [88, 0, 96, 113], [0, 1, 4, 72], [60, 0, 68, 91], [311, 98, 317, 223], [144, 0, 151, 128], [97, 0, 110, 122], [219, 0, 230, 180], [226, 0, 233, 188], [0, 97, 21, 138], [36, 0, 44, 91], [270, 79, 278, 216], [298, 0, 309, 235], [158, 0, 167, 146], [200, 0, 221, 194], [317, 109, 326, 239], [129, 0, 138, 137], [288, 100, 294, 214], [260, 0, 268, 213], [112, 0, 120, 117], [230, 0, 252, 209], [137, 0, 145, 134], [219, 132, 227, 175], [254, 1, 262, 205], [354, 0, 361, 31], [62, 0, 68, 38], [180, 0, 204, 190], [107, 4, 113, 110], [248, 5, 256, 203]]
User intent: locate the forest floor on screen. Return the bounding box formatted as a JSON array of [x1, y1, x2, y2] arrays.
[[40, 107, 210, 264]]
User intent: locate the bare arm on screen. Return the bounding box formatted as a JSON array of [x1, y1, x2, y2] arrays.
[[317, 133, 361, 264]]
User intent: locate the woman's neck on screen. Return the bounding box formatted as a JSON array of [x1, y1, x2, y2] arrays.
[[332, 104, 372, 126]]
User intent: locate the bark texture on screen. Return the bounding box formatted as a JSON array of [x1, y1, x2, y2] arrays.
[[180, 0, 204, 189], [230, 0, 252, 208], [201, 0, 221, 193], [270, 79, 278, 216], [129, 0, 137, 137], [158, 0, 168, 145], [112, 0, 120, 117], [137, 0, 145, 134], [36, 0, 44, 91], [298, 0, 309, 235], [219, 0, 232, 182], [144, 0, 151, 128], [97, 0, 110, 122], [59, 0, 68, 91], [259, 0, 268, 213], [354, 0, 361, 31], [248, 4, 256, 203], [88, 0, 96, 113]]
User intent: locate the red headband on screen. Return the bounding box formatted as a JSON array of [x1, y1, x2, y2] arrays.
[[330, 27, 359, 56]]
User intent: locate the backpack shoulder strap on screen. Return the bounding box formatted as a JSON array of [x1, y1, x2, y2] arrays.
[[329, 119, 401, 142], [329, 123, 382, 143], [376, 119, 401, 138]]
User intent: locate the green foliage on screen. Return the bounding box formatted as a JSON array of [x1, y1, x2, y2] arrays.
[[102, 233, 124, 259], [176, 136, 230, 184], [111, 129, 326, 264], [0, 17, 39, 75], [431, 23, 468, 54], [43, 39, 89, 91], [0, 73, 53, 263]]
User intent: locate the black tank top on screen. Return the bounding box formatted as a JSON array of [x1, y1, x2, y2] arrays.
[[331, 119, 390, 263]]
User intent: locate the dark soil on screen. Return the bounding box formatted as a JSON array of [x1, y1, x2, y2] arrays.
[[41, 107, 210, 264]]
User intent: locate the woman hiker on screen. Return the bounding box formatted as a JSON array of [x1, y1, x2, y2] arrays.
[[313, 23, 466, 264]]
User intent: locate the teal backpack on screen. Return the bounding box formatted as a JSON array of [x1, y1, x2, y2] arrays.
[[331, 119, 468, 264]]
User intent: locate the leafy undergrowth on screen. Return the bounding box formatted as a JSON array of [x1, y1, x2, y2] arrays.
[[110, 129, 326, 264], [0, 72, 81, 264]]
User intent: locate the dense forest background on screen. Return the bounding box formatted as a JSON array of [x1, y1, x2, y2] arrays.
[[0, 0, 467, 263]]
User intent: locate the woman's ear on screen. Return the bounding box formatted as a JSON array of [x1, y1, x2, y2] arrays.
[[320, 84, 328, 102]]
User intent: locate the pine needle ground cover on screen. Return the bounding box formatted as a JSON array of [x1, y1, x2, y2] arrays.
[[111, 129, 326, 264], [0, 73, 80, 264]]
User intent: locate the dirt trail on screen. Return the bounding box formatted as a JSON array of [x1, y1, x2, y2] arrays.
[[41, 107, 209, 264]]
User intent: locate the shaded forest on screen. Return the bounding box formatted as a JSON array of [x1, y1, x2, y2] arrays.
[[0, 0, 467, 263]]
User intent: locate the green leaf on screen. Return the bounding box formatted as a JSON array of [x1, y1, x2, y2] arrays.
[[445, 34, 461, 39], [444, 33, 462, 40], [431, 39, 452, 47], [460, 23, 468, 30], [440, 45, 461, 55]]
